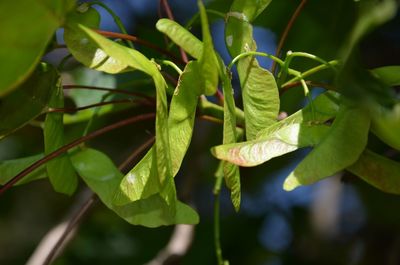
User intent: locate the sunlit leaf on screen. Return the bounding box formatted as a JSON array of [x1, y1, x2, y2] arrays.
[[156, 18, 203, 59], [44, 78, 78, 195], [114, 62, 201, 205], [65, 24, 172, 195], [0, 63, 56, 139], [198, 0, 219, 95], [0, 154, 46, 186], [0, 0, 75, 96], [225, 0, 279, 140], [284, 105, 370, 191], [372, 66, 400, 87], [212, 123, 330, 167], [347, 149, 400, 194], [71, 148, 199, 227]]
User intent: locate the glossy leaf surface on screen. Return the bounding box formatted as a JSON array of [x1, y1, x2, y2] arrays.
[[0, 63, 56, 139], [0, 0, 74, 96], [284, 106, 370, 191]]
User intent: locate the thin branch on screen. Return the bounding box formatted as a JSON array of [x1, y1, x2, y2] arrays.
[[198, 115, 224, 126], [63, 85, 155, 102], [280, 80, 335, 95], [271, 0, 308, 73], [160, 0, 189, 64], [95, 30, 184, 64], [28, 136, 156, 264], [0, 113, 155, 196], [47, 99, 153, 113]]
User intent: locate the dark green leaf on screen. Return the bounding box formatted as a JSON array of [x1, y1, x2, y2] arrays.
[[347, 149, 400, 195], [284, 105, 370, 191], [0, 63, 56, 139], [44, 79, 78, 195], [0, 154, 46, 186], [0, 0, 75, 96], [71, 148, 199, 227], [225, 0, 279, 140]]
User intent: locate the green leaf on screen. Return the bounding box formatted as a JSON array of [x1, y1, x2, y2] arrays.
[[0, 0, 75, 96], [198, 0, 219, 95], [370, 102, 400, 151], [225, 0, 279, 140], [284, 105, 370, 191], [44, 78, 78, 195], [0, 154, 46, 186], [114, 62, 202, 205], [156, 18, 203, 59], [71, 148, 199, 227], [347, 149, 400, 195], [372, 66, 400, 87], [65, 24, 172, 196], [212, 123, 330, 167], [0, 63, 56, 139], [220, 61, 241, 211]]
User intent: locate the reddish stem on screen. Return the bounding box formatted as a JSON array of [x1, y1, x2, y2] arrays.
[[0, 113, 155, 196], [271, 0, 308, 73], [95, 29, 184, 64]]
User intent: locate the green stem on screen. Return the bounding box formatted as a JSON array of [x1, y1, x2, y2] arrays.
[[160, 60, 183, 75], [185, 9, 226, 29], [89, 1, 134, 48], [213, 165, 226, 265], [82, 93, 113, 137], [228, 51, 284, 70], [282, 60, 339, 87]]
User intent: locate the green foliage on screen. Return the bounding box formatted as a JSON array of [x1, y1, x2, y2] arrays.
[[1, 0, 400, 257], [0, 0, 75, 96]]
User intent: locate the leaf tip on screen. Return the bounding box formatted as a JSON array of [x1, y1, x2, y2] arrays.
[[283, 175, 300, 191]]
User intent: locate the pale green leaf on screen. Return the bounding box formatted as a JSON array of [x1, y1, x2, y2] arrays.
[[44, 79, 78, 195], [156, 18, 203, 59], [225, 0, 279, 140], [114, 62, 201, 205], [0, 0, 75, 96], [284, 106, 370, 191], [0, 154, 46, 186], [348, 149, 400, 194], [0, 63, 56, 139]]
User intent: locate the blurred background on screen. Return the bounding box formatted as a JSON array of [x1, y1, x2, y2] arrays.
[[1, 0, 400, 264]]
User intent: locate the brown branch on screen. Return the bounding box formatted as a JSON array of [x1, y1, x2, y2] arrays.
[[27, 136, 156, 264], [280, 80, 335, 95], [198, 115, 224, 125], [63, 85, 155, 103], [47, 99, 153, 113], [95, 29, 184, 64], [159, 0, 189, 63], [0, 113, 155, 196], [271, 0, 308, 73]]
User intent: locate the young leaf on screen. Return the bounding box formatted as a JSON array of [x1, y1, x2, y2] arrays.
[[212, 124, 330, 167], [156, 18, 203, 59], [198, 0, 219, 95], [0, 154, 46, 186], [284, 106, 370, 191], [0, 63, 56, 139], [225, 0, 279, 140], [370, 102, 400, 151], [114, 62, 202, 205], [71, 148, 199, 227], [0, 0, 75, 96], [347, 149, 400, 195], [44, 79, 78, 195]]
